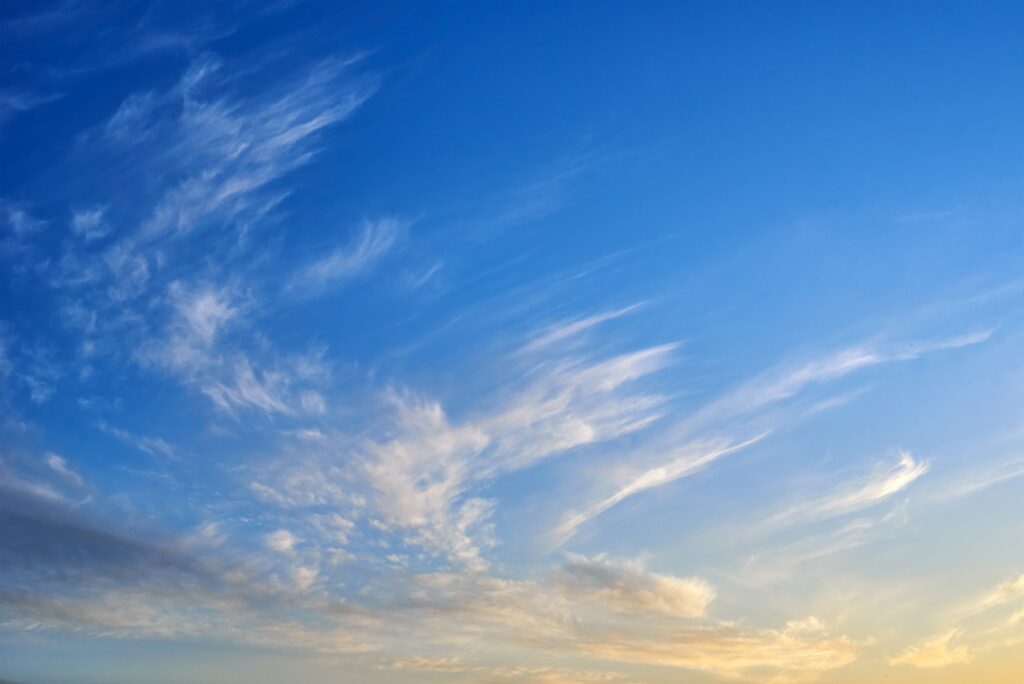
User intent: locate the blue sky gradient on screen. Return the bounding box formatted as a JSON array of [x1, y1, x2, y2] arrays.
[[2, 2, 1024, 683]]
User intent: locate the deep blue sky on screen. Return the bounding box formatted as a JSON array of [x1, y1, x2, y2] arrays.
[[2, 3, 1023, 683]]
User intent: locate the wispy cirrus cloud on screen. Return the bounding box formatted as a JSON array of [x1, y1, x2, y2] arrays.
[[289, 217, 403, 295], [552, 330, 992, 545], [45, 453, 84, 488], [40, 53, 376, 419], [123, 56, 376, 244], [0, 89, 61, 131], [928, 455, 1024, 502], [756, 451, 929, 533], [687, 330, 994, 430], [96, 420, 176, 459], [520, 303, 647, 354], [0, 199, 46, 251], [552, 434, 769, 547], [70, 205, 111, 242]]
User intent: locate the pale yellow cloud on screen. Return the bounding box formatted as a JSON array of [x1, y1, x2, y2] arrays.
[[967, 573, 1024, 615], [889, 629, 972, 669]]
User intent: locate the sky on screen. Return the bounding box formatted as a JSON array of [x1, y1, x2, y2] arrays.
[[1, 2, 1024, 683]]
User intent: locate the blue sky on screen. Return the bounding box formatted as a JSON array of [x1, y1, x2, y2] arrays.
[[2, 2, 1024, 683]]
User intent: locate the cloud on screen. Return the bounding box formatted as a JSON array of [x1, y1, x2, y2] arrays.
[[299, 390, 327, 414], [33, 53, 375, 423], [131, 282, 328, 417], [353, 344, 675, 568], [201, 358, 293, 416], [0, 456, 864, 683], [0, 482, 375, 651], [552, 330, 990, 545], [130, 56, 377, 244], [965, 573, 1024, 616], [265, 529, 297, 554], [886, 572, 1024, 671], [310, 514, 355, 545], [689, 331, 993, 430], [758, 451, 929, 532], [520, 304, 646, 354], [45, 453, 84, 488], [553, 434, 769, 546], [930, 456, 1024, 502], [383, 659, 625, 684], [401, 260, 443, 291], [557, 554, 714, 618], [71, 206, 111, 242], [1, 200, 46, 236], [0, 89, 60, 130], [96, 420, 176, 459], [137, 282, 239, 375], [575, 620, 860, 683], [1, 199, 46, 258], [289, 217, 402, 294], [890, 629, 972, 669], [388, 570, 860, 683], [0, 340, 64, 405], [738, 502, 911, 585]]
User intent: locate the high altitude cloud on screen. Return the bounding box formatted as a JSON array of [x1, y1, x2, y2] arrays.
[[289, 218, 403, 294], [889, 629, 972, 669], [71, 206, 110, 242], [757, 451, 929, 532], [42, 53, 375, 419], [552, 332, 990, 544]]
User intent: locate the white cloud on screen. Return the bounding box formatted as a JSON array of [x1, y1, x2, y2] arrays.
[[97, 420, 176, 459], [930, 456, 1024, 501], [520, 303, 646, 354], [289, 217, 402, 293], [202, 358, 292, 416], [553, 433, 769, 546], [311, 513, 355, 545], [265, 529, 297, 554], [1, 198, 46, 236], [0, 89, 60, 128], [552, 330, 990, 545], [174, 283, 236, 346], [355, 343, 675, 567], [758, 451, 929, 532], [300, 390, 327, 414], [71, 206, 111, 242], [133, 57, 377, 243], [292, 565, 318, 591], [45, 453, 84, 488]]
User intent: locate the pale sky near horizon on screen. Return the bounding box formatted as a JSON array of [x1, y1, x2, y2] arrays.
[[2, 2, 1024, 683]]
